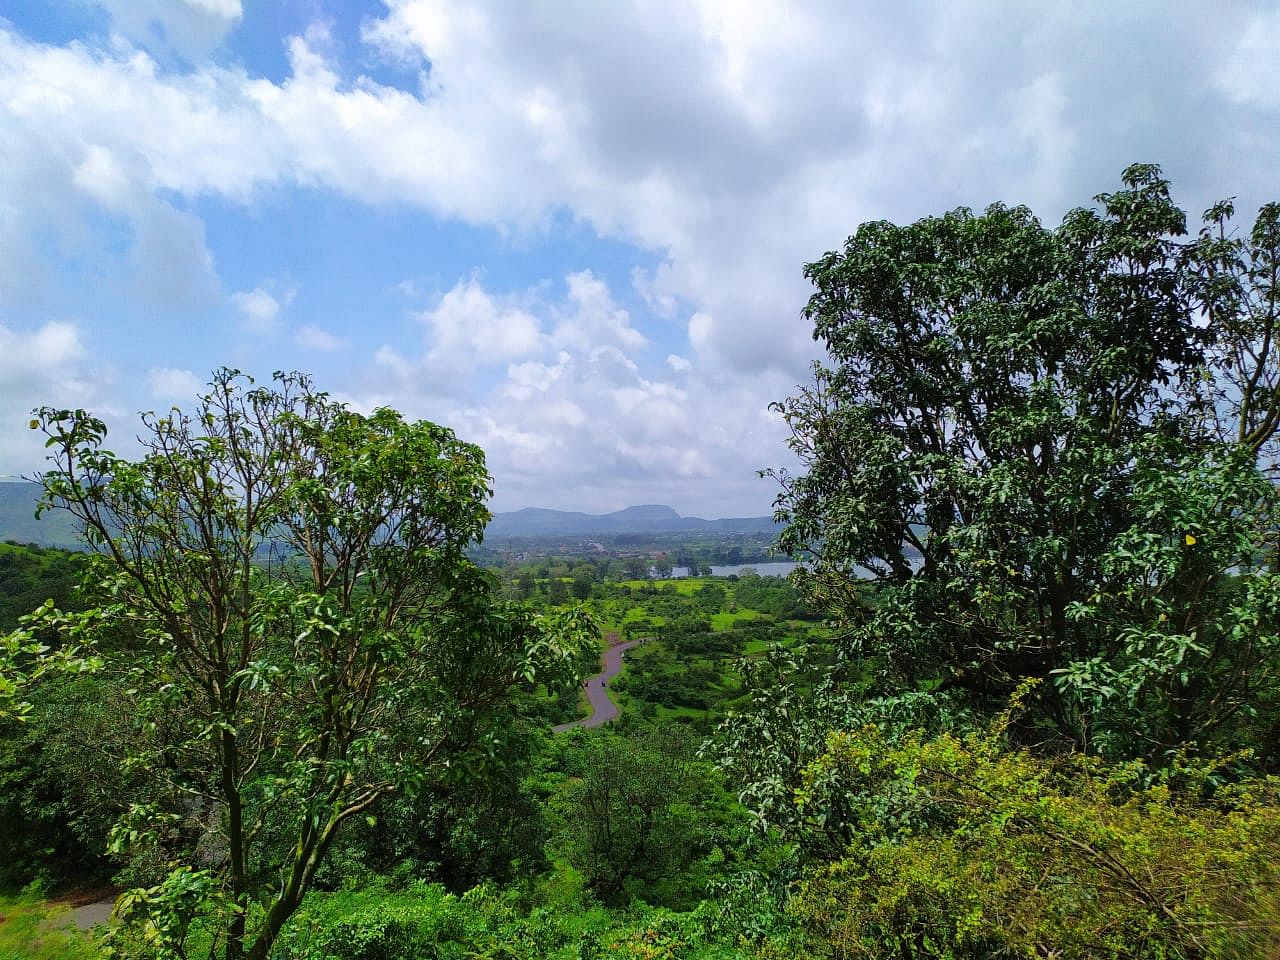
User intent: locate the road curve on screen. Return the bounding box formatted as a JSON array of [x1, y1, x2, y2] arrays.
[[553, 632, 643, 732]]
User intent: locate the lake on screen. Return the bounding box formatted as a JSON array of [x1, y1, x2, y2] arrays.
[[666, 561, 801, 578]]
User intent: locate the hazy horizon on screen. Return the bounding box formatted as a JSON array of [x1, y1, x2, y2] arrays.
[[2, 2, 1277, 517]]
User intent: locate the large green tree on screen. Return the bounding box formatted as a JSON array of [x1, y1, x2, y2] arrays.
[[27, 370, 594, 960], [554, 727, 729, 907], [769, 165, 1280, 761]]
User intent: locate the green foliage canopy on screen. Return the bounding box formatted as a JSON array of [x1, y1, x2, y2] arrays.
[[789, 701, 1280, 959], [770, 164, 1280, 760], [26, 370, 596, 960]]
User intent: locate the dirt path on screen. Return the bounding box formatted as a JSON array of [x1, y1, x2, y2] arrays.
[[71, 899, 114, 930], [47, 884, 121, 930], [553, 632, 642, 732]]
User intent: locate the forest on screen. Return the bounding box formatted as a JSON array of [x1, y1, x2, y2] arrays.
[[4, 165, 1280, 958]]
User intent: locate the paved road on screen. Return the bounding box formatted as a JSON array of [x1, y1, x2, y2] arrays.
[[553, 633, 642, 732]]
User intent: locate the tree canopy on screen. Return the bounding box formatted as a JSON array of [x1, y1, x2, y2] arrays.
[[27, 370, 595, 960], [769, 164, 1280, 761]]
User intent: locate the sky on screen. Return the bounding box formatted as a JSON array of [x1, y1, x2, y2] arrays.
[[0, 1, 1278, 517]]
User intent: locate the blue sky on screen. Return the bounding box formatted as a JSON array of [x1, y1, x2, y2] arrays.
[[1, 1, 1278, 516]]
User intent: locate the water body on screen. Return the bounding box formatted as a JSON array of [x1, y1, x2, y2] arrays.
[[666, 560, 907, 579], [663, 561, 801, 579], [708, 561, 799, 577]]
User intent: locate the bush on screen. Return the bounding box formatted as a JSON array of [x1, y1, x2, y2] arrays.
[[789, 706, 1280, 958]]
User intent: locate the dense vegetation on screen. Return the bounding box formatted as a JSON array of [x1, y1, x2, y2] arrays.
[[5, 167, 1280, 958]]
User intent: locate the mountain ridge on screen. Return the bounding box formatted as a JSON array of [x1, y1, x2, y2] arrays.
[[485, 503, 778, 538], [0, 481, 777, 546]]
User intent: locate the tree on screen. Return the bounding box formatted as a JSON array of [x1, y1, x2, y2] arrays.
[[770, 165, 1280, 760], [0, 609, 98, 725], [28, 370, 594, 960], [555, 727, 724, 906]]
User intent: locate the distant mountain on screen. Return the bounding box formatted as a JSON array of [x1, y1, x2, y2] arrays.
[[0, 482, 777, 547], [486, 504, 778, 538], [0, 482, 83, 549]]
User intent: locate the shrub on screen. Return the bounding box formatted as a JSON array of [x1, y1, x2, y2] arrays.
[[789, 709, 1280, 958]]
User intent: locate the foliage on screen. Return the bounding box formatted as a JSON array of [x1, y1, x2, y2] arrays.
[[316, 722, 551, 892], [0, 542, 94, 724], [0, 670, 125, 891], [0, 603, 101, 725], [270, 873, 790, 960], [0, 543, 83, 633], [551, 727, 743, 908], [25, 370, 596, 960], [770, 164, 1280, 760], [787, 703, 1280, 958]]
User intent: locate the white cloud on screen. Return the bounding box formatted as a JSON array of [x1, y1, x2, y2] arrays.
[[5, 6, 1277, 373], [93, 0, 243, 60], [0, 321, 117, 473], [415, 275, 544, 364], [550, 271, 647, 352], [459, 340, 792, 514], [231, 284, 295, 335], [295, 324, 346, 352], [346, 273, 791, 515], [2, 5, 1280, 511], [1216, 9, 1280, 111], [0, 321, 84, 378], [631, 265, 678, 318], [147, 366, 204, 401]]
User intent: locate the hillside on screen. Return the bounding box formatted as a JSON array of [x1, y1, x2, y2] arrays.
[[0, 482, 82, 549], [0, 483, 775, 547], [486, 504, 777, 538]]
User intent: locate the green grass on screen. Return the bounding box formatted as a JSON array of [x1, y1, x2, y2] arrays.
[[710, 609, 762, 631], [664, 578, 708, 596], [0, 895, 102, 960], [622, 606, 665, 626], [616, 579, 707, 593], [654, 704, 707, 720]]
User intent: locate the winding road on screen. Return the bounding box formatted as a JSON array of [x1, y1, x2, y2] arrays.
[[552, 632, 642, 732]]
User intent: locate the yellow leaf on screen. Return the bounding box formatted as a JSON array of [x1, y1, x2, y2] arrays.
[[1185, 533, 1197, 546]]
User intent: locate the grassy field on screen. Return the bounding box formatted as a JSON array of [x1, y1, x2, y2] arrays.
[[709, 608, 761, 631], [0, 895, 101, 960], [520, 571, 825, 728]]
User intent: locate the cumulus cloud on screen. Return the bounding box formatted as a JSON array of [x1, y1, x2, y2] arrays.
[[2, 4, 1279, 510], [372, 268, 655, 412], [463, 343, 793, 514], [231, 284, 295, 335], [93, 0, 243, 61], [0, 321, 115, 472], [1216, 9, 1280, 112], [147, 366, 204, 401], [415, 275, 543, 364], [347, 271, 790, 514], [550, 271, 647, 353], [5, 6, 1278, 370], [295, 324, 346, 352]]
